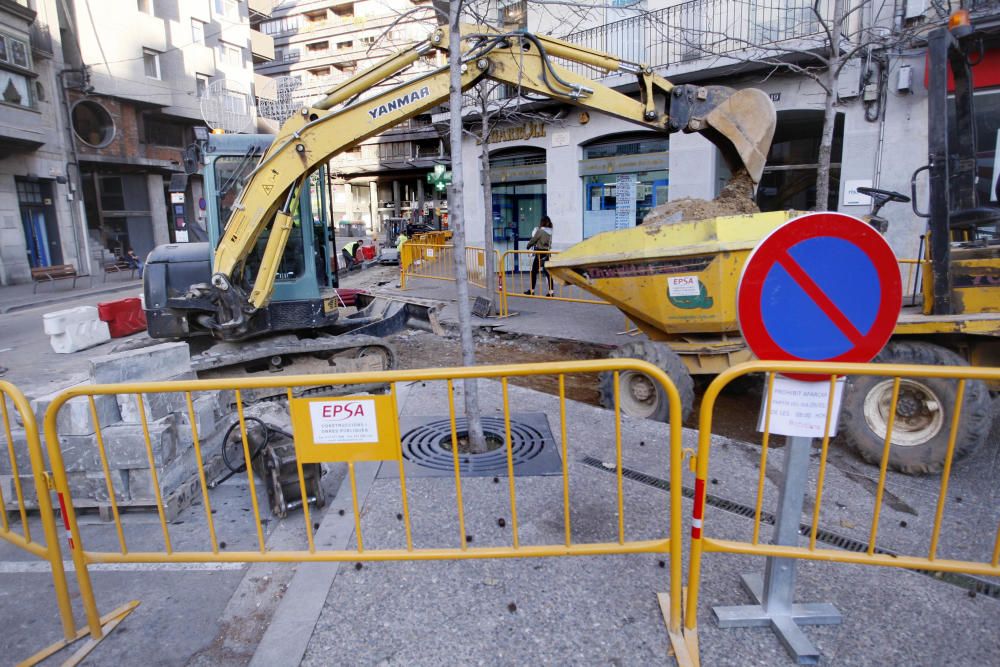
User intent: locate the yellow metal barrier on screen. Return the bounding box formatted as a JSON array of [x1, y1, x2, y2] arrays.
[[498, 249, 609, 316], [684, 360, 1000, 645], [400, 242, 503, 307], [42, 360, 693, 664], [0, 381, 136, 665]]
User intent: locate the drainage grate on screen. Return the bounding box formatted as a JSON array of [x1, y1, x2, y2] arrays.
[[579, 456, 1000, 600], [380, 413, 562, 479]]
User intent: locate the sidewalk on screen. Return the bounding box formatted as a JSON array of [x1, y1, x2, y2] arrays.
[[0, 273, 142, 314]]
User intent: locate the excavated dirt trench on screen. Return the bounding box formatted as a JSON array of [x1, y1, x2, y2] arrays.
[[389, 328, 761, 442]]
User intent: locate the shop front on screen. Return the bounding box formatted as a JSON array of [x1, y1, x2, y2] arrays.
[[489, 149, 547, 256], [579, 134, 669, 238]]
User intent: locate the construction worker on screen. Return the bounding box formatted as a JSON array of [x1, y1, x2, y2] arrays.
[[342, 239, 363, 271]]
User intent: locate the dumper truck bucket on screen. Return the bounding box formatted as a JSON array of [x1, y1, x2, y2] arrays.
[[674, 86, 776, 184]]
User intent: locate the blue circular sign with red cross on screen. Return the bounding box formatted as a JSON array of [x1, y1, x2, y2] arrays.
[[737, 212, 901, 378]]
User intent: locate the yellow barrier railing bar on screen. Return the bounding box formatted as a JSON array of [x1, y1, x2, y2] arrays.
[[807, 375, 838, 551], [137, 394, 173, 554], [867, 378, 900, 557], [291, 396, 317, 554], [42, 359, 685, 657], [348, 461, 364, 552], [2, 393, 30, 540], [390, 383, 414, 552], [446, 380, 468, 551], [614, 371, 625, 545], [559, 374, 571, 547], [499, 249, 609, 309], [89, 396, 127, 554], [686, 359, 1000, 640], [235, 390, 266, 553], [186, 391, 220, 554], [992, 519, 1000, 567], [928, 379, 965, 561], [751, 372, 775, 546], [0, 381, 76, 642], [501, 378, 520, 550]]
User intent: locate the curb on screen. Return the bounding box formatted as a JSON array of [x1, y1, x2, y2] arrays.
[[0, 281, 142, 315]]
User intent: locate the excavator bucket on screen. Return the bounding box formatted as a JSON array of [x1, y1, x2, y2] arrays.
[[692, 87, 776, 184]]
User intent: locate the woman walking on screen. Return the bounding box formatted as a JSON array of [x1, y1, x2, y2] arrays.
[[524, 216, 554, 296]]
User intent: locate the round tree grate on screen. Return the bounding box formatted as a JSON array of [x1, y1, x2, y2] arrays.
[[386, 414, 561, 478]]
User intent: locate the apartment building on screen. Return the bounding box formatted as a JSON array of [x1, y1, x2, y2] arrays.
[[255, 0, 445, 233], [0, 0, 271, 284], [454, 0, 1000, 261], [0, 0, 81, 284]]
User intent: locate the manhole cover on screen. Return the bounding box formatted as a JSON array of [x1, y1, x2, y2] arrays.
[[379, 413, 561, 478]]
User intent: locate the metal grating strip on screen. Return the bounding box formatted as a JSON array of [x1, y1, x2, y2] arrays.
[[579, 456, 1000, 599]]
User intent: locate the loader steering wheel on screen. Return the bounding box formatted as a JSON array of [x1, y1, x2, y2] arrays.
[[857, 186, 910, 217]]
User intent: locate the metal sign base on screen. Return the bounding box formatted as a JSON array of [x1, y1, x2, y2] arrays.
[[711, 435, 842, 665]]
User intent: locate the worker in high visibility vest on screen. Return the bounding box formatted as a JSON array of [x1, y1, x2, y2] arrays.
[[342, 239, 363, 271]]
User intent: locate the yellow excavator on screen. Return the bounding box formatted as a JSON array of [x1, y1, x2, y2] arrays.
[[141, 24, 776, 515], [146, 24, 775, 345]]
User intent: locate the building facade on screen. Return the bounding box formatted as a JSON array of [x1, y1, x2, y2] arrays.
[[454, 0, 1000, 263], [0, 0, 269, 284], [254, 0, 445, 235], [0, 0, 82, 284]]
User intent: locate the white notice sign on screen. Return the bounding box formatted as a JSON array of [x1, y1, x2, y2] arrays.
[[758, 376, 845, 438], [614, 174, 637, 229], [309, 399, 379, 444], [668, 275, 700, 297]]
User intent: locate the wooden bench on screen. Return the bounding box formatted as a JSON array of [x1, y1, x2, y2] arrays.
[[103, 260, 136, 282], [31, 264, 79, 293]]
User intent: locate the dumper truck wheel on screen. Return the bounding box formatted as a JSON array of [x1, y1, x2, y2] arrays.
[[600, 341, 694, 424], [839, 341, 991, 475]]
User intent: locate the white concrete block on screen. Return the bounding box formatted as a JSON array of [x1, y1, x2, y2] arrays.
[[43, 306, 111, 354]]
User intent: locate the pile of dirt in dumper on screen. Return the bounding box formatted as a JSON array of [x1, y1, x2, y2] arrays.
[[642, 169, 760, 225]]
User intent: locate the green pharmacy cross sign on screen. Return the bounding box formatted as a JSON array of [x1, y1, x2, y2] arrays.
[[426, 164, 452, 192]]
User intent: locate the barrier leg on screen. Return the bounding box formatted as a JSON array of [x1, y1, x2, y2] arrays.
[[712, 436, 841, 665]]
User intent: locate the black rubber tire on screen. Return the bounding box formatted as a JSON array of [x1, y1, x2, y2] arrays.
[[599, 341, 695, 424], [839, 341, 992, 475]]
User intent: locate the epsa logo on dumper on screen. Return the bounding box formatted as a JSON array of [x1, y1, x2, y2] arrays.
[[368, 86, 431, 120]]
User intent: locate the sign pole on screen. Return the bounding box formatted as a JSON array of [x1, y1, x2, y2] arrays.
[[713, 435, 841, 664]]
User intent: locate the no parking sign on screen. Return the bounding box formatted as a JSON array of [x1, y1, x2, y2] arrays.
[[737, 212, 902, 435]]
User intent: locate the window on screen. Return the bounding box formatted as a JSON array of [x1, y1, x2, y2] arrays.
[[306, 40, 329, 53], [137, 0, 152, 14], [378, 141, 411, 160], [0, 32, 31, 70], [143, 115, 186, 147], [217, 42, 242, 67], [143, 48, 161, 79], [191, 19, 206, 45], [948, 88, 1000, 205], [196, 73, 210, 98], [499, 0, 526, 28], [0, 69, 31, 107], [223, 90, 248, 117], [757, 110, 843, 211], [581, 134, 669, 237], [336, 40, 353, 51], [213, 0, 238, 20], [307, 66, 330, 81]]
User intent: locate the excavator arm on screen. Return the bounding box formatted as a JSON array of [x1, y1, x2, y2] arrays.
[[201, 25, 775, 337]]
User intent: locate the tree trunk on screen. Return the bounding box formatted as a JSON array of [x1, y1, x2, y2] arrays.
[[448, 6, 487, 453], [479, 105, 497, 315], [815, 0, 845, 210]]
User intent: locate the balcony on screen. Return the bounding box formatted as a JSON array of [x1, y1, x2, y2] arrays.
[[561, 0, 841, 78], [250, 29, 275, 63], [30, 20, 53, 59], [248, 0, 273, 18]]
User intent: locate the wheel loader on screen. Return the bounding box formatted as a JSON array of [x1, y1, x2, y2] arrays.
[[547, 11, 999, 475]]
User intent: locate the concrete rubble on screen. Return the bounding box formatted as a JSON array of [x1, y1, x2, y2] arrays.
[[2, 341, 233, 520]]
